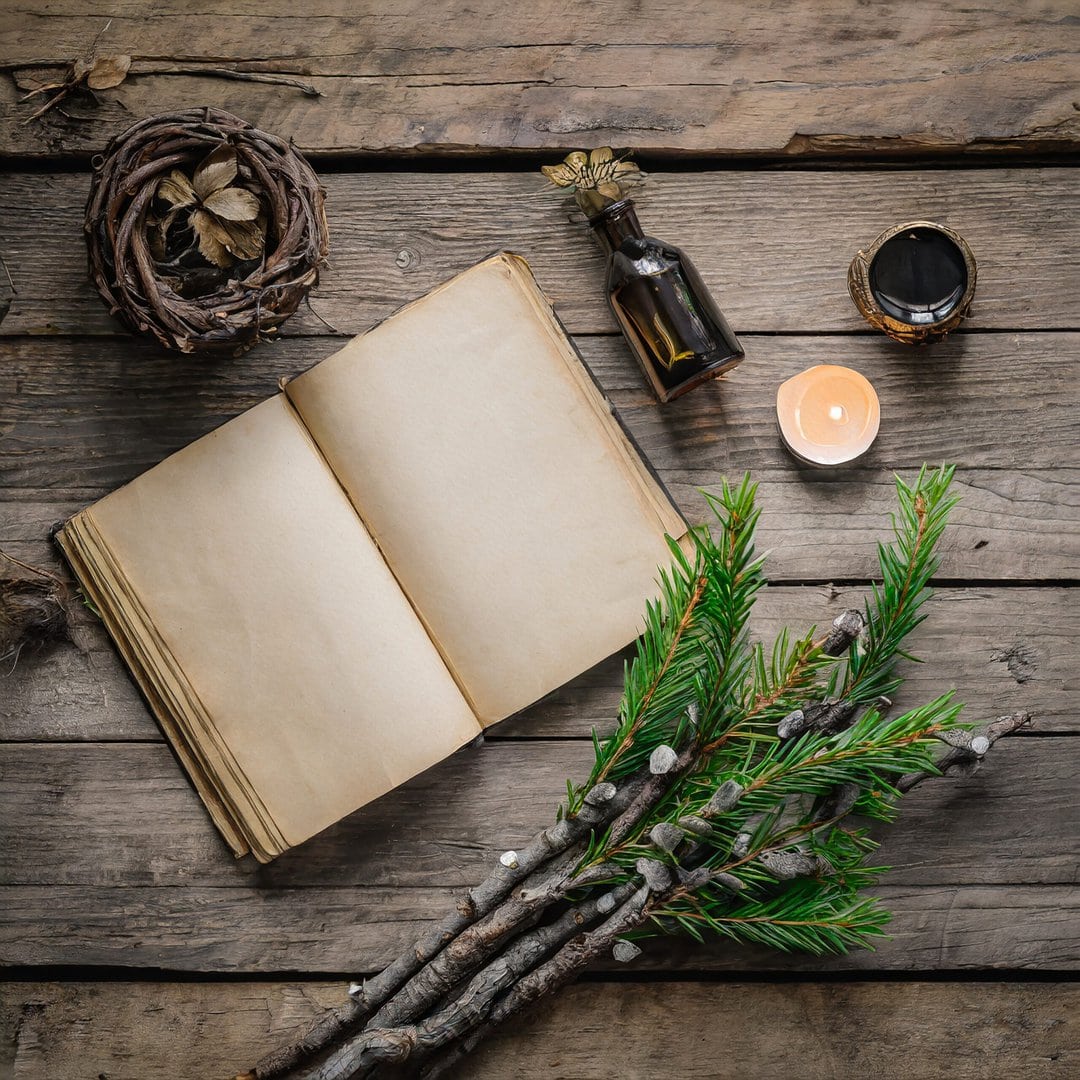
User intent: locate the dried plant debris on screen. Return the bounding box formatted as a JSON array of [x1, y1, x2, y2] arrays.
[[152, 146, 267, 271], [0, 552, 71, 668], [542, 146, 645, 215], [18, 20, 130, 125]]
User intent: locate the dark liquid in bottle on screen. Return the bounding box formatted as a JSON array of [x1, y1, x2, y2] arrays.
[[869, 227, 968, 326], [611, 263, 741, 397], [593, 208, 743, 402]]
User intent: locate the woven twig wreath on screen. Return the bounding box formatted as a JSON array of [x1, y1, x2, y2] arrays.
[[86, 108, 329, 354]]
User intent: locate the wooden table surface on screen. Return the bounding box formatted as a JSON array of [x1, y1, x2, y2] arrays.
[[2, 3, 1078, 1077]]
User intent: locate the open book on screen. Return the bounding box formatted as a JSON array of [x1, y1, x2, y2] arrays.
[[58, 254, 687, 861]]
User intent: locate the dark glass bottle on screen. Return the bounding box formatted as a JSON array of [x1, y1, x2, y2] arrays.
[[590, 199, 744, 402]]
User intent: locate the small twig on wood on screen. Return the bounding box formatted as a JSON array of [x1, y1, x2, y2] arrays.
[[419, 885, 658, 1080], [897, 712, 1032, 792], [304, 296, 341, 334], [129, 64, 322, 97]]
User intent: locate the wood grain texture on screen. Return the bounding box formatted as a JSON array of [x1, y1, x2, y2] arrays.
[[5, 466, 1077, 585], [1, 331, 1077, 589], [3, 1, 1079, 158], [1, 883, 1075, 973], [3, 980, 1077, 1079], [2, 169, 1078, 336], [0, 738, 1069, 891], [0, 587, 1069, 741], [3, 331, 1079, 480], [1, 1, 1077, 1069]]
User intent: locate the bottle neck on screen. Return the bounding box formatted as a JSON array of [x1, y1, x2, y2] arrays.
[[589, 200, 644, 254]]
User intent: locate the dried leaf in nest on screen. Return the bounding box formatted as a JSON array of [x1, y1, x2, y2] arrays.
[[87, 108, 329, 355], [0, 552, 71, 667], [154, 145, 266, 270]]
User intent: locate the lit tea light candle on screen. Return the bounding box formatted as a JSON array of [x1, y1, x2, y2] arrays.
[[776, 365, 880, 467]]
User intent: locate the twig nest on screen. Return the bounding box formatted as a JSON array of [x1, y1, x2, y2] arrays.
[[85, 108, 329, 355], [0, 552, 71, 665]]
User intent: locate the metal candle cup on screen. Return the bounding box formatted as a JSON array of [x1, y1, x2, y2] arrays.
[[776, 365, 880, 467], [848, 221, 976, 345]]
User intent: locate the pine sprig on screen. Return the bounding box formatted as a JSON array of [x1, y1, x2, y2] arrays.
[[576, 467, 965, 957], [836, 464, 959, 704], [247, 466, 1031, 1080], [673, 880, 892, 955], [575, 475, 765, 803]]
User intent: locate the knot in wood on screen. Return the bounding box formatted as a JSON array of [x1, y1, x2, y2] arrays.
[[395, 246, 421, 271]]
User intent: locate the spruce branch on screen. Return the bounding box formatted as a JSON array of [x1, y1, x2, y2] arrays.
[[248, 467, 1031, 1080]]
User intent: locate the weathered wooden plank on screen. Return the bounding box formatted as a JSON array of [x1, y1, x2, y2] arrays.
[[1, 586, 1070, 741], [2, 333, 1078, 484], [0, 738, 1068, 889], [2, 1, 1078, 158], [4, 466, 1078, 587], [2, 169, 1077, 336], [3, 979, 1076, 1079], [0, 883, 1074, 972]]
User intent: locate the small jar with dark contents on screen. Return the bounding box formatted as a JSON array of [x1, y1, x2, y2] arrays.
[[849, 221, 977, 345]]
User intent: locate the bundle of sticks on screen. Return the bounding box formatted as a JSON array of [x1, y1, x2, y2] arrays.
[[238, 469, 1031, 1079]]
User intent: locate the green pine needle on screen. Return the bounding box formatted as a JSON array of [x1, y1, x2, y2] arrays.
[[563, 465, 967, 958]]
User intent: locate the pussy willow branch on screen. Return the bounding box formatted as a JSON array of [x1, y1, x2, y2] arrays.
[[411, 711, 1032, 1080], [246, 613, 862, 1080], [243, 778, 641, 1079], [312, 703, 1032, 1080], [336, 710, 1019, 1080]]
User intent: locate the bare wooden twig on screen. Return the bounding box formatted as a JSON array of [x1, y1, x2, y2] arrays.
[[245, 780, 641, 1079], [129, 64, 321, 97], [897, 712, 1032, 792], [416, 713, 1034, 1078], [303, 881, 641, 1080]]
